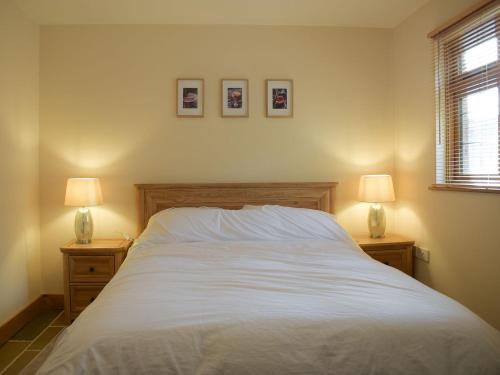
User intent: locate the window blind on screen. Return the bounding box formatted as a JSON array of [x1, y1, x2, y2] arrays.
[[433, 1, 500, 189]]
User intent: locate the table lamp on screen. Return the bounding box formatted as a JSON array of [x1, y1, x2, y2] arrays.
[[64, 178, 103, 244], [358, 174, 395, 238]]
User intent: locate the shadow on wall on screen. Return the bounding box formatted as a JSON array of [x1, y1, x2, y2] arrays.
[[0, 225, 41, 299], [0, 115, 41, 320], [395, 204, 432, 278]]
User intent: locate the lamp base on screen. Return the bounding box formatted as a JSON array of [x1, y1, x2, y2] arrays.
[[368, 203, 386, 238], [75, 207, 93, 244]]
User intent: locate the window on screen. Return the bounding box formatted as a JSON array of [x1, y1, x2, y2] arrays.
[[433, 2, 500, 192]]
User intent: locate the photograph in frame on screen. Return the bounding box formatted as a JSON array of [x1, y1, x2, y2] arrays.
[[266, 79, 293, 117], [222, 79, 248, 117], [177, 79, 204, 117]]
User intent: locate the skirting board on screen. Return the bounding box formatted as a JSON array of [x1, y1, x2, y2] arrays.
[[0, 294, 64, 346]]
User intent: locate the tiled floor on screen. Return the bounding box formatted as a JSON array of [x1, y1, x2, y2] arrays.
[[0, 310, 67, 375]]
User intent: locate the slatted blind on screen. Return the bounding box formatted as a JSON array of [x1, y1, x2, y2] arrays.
[[433, 1, 500, 189]]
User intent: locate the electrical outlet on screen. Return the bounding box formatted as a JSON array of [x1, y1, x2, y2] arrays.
[[415, 247, 430, 263]]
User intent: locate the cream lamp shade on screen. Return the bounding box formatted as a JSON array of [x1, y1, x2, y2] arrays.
[[64, 178, 103, 207], [358, 174, 395, 203]]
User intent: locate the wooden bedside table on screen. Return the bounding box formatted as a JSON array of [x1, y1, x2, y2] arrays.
[[352, 234, 414, 276], [60, 239, 133, 323]]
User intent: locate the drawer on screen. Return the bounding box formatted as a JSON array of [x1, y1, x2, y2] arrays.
[[70, 285, 104, 312], [69, 255, 115, 283], [365, 249, 411, 275]]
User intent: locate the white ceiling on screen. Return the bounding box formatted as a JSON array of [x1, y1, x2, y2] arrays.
[[14, 0, 429, 28]]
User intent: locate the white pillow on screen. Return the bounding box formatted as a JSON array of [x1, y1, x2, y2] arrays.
[[136, 205, 350, 245], [243, 204, 337, 219]]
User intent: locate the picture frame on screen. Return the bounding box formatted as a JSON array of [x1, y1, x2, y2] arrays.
[[177, 78, 204, 117], [266, 79, 293, 118], [221, 79, 248, 117]]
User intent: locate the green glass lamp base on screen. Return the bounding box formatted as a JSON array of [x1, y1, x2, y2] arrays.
[[368, 203, 386, 238], [75, 207, 93, 244]]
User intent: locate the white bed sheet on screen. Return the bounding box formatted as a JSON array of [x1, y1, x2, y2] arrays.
[[37, 239, 500, 374]]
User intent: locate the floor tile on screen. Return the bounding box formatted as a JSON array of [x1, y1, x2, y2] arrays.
[[51, 312, 68, 327], [12, 310, 62, 341], [0, 342, 29, 372], [27, 327, 64, 351], [2, 350, 40, 375]]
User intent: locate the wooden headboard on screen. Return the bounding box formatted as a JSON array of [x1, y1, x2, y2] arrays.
[[135, 182, 338, 234]]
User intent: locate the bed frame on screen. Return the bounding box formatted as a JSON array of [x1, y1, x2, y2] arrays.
[[135, 182, 338, 233]]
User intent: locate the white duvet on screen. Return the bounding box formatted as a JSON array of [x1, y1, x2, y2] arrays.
[[37, 207, 500, 374]]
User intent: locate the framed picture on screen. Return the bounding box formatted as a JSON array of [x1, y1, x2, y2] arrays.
[[266, 79, 293, 117], [177, 79, 204, 117], [221, 79, 248, 117]]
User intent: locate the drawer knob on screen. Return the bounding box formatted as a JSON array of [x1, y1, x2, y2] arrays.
[[89, 297, 95, 303], [89, 267, 95, 273]]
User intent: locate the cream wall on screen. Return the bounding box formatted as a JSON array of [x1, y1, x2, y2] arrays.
[[394, 0, 500, 329], [0, 1, 41, 324], [36, 5, 500, 331], [39, 25, 395, 292]]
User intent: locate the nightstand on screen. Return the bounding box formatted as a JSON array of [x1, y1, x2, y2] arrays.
[[60, 239, 133, 323], [352, 234, 414, 276]]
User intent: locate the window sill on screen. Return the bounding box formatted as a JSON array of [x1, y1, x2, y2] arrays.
[[429, 184, 500, 194]]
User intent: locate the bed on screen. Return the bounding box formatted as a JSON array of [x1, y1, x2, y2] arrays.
[[36, 183, 500, 374]]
